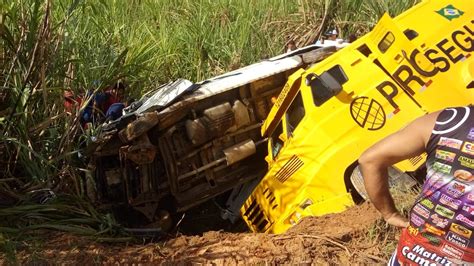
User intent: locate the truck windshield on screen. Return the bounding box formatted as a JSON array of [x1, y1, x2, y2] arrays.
[[286, 92, 305, 136], [271, 123, 283, 158]]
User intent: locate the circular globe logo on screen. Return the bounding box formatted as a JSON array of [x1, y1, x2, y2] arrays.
[[350, 97, 386, 130]]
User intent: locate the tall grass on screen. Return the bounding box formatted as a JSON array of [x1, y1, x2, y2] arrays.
[[0, 0, 419, 247], [364, 184, 420, 259]]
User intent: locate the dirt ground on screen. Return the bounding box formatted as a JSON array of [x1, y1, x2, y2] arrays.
[[3, 202, 403, 265]]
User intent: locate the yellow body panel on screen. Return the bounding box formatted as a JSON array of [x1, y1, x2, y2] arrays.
[[242, 0, 474, 234]]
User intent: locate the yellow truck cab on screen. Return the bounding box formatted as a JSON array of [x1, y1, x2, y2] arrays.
[[241, 0, 474, 233]]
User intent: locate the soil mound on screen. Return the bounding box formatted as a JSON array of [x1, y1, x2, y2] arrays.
[[6, 202, 402, 264]]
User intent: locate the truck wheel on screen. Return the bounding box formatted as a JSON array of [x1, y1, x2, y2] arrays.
[[350, 165, 418, 201], [349, 165, 369, 201]]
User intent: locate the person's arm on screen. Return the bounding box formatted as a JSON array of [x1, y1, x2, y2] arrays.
[[358, 111, 440, 227]]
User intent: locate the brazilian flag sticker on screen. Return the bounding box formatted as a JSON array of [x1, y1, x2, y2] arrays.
[[436, 5, 464, 21]]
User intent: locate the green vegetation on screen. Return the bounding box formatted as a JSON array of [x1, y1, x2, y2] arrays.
[[0, 0, 419, 259], [365, 185, 419, 258]]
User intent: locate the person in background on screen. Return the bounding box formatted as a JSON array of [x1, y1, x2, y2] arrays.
[[104, 80, 125, 113], [285, 40, 298, 53], [80, 80, 127, 127], [327, 29, 338, 41], [358, 106, 474, 265], [315, 29, 350, 48], [63, 90, 74, 112], [80, 92, 107, 127], [104, 80, 127, 122], [105, 102, 125, 122], [63, 90, 82, 114], [347, 34, 357, 43]]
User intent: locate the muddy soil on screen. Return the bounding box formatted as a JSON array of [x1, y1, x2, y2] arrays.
[[4, 202, 403, 265]]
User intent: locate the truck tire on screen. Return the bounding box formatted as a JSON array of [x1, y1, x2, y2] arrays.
[[350, 165, 418, 201]]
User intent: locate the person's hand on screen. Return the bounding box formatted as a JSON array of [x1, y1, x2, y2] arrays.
[[383, 212, 409, 228]]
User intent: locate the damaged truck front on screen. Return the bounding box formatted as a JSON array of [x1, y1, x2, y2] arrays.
[[86, 46, 337, 229], [241, 0, 474, 234]]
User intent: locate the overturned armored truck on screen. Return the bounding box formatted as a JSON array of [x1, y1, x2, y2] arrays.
[[87, 45, 338, 229]]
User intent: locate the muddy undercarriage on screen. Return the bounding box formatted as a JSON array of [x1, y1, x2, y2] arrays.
[[86, 46, 336, 230]]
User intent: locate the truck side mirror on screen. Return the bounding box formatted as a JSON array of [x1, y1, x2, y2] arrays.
[[306, 72, 343, 106]]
